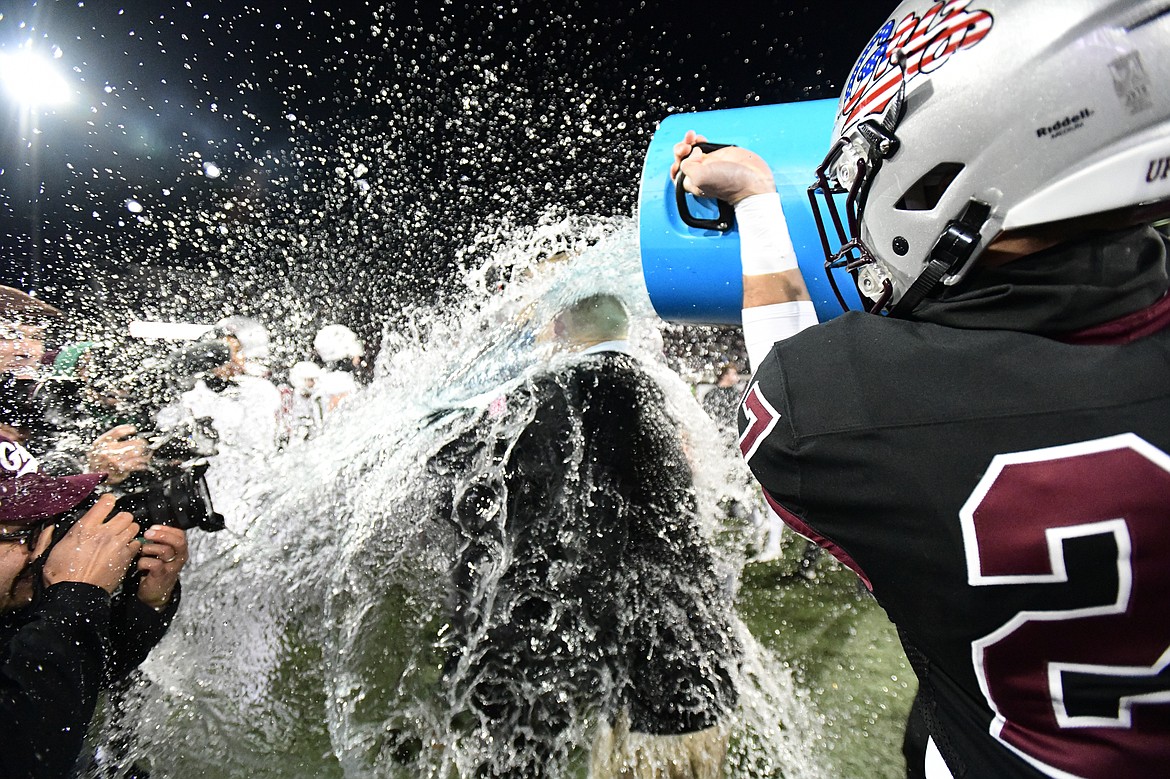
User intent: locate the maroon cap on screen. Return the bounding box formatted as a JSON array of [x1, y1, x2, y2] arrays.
[[0, 286, 62, 321], [0, 436, 104, 523]]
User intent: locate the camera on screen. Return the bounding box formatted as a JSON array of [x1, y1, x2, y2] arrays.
[[117, 412, 225, 533], [115, 462, 225, 532], [105, 337, 233, 533]]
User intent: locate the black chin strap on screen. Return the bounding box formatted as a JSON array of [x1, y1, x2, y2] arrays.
[[890, 200, 992, 319]]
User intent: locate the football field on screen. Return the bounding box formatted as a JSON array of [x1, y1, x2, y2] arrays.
[[735, 542, 915, 779]]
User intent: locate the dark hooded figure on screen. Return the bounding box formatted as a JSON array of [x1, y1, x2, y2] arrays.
[[432, 293, 739, 778]]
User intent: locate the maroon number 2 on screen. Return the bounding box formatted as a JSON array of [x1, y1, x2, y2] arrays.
[[960, 433, 1170, 778]]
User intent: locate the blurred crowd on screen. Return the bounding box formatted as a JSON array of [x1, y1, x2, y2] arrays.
[[2, 287, 372, 491]]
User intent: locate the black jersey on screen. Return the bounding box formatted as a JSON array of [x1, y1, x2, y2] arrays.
[[436, 350, 739, 775], [739, 301, 1170, 778]]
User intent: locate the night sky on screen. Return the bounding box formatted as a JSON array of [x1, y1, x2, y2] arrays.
[[0, 0, 892, 338]]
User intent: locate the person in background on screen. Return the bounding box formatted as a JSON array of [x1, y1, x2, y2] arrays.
[[279, 360, 324, 443], [0, 434, 186, 778], [174, 325, 281, 526], [216, 315, 273, 380], [671, 1, 1170, 776], [312, 323, 364, 411], [178, 322, 281, 451], [699, 362, 744, 436], [435, 293, 738, 778], [0, 288, 55, 380], [0, 287, 150, 486], [0, 286, 63, 444]]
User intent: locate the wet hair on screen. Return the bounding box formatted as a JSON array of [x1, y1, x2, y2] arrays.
[[557, 293, 629, 343]]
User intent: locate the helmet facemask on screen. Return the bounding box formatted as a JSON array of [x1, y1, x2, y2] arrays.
[[809, 59, 991, 319], [809, 60, 908, 315], [809, 126, 896, 314]]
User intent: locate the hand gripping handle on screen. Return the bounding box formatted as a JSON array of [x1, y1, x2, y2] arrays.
[[674, 141, 736, 232]]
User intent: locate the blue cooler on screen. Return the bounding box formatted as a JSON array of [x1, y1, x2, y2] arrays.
[[638, 99, 858, 325]]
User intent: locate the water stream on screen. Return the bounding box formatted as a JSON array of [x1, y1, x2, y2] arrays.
[[3, 3, 916, 775], [92, 218, 837, 779]]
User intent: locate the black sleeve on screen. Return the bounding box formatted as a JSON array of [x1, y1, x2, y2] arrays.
[[502, 378, 571, 526], [0, 582, 112, 779], [106, 579, 181, 682], [446, 381, 567, 641]]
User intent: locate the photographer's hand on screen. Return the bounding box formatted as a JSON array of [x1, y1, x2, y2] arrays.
[[42, 494, 142, 594], [136, 525, 188, 610], [88, 424, 151, 484]]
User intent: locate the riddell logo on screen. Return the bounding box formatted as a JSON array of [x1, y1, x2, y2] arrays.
[[1035, 108, 1094, 140]]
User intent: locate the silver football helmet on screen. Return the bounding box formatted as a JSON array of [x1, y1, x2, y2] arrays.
[[810, 0, 1170, 316]]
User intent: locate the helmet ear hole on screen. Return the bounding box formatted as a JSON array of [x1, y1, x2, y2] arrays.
[[895, 163, 964, 211]]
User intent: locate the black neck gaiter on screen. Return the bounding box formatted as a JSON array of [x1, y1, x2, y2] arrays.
[[909, 226, 1169, 335]]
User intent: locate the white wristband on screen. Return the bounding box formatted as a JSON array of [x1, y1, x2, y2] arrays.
[[736, 192, 798, 276], [742, 300, 819, 373]]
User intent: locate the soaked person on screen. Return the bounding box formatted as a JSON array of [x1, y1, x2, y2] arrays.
[[672, 1, 1170, 777], [0, 435, 187, 778], [435, 293, 738, 777]]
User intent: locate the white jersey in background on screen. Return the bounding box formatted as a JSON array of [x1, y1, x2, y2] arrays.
[[315, 368, 358, 412], [180, 374, 282, 526]]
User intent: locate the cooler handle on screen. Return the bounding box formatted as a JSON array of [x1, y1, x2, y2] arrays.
[[674, 142, 736, 232]]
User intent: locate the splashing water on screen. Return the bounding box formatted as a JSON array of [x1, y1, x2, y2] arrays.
[[0, 3, 913, 774], [86, 216, 828, 779]]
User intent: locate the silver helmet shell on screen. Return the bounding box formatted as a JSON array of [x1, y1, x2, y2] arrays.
[[813, 0, 1170, 314]]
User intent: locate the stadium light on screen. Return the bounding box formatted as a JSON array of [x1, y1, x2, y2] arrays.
[[0, 45, 73, 293], [0, 47, 72, 110]]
